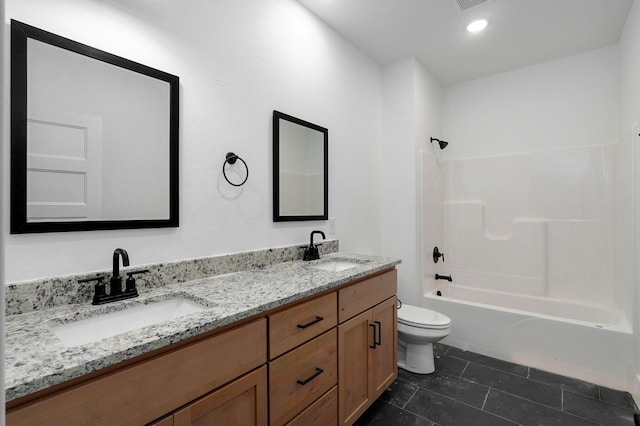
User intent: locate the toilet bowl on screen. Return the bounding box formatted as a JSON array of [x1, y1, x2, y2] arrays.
[[397, 304, 451, 374]]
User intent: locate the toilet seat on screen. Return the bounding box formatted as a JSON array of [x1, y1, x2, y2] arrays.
[[398, 304, 451, 330]]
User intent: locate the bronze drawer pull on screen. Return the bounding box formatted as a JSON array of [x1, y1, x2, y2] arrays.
[[297, 316, 324, 329], [297, 368, 324, 385], [375, 321, 382, 346], [369, 323, 377, 349]]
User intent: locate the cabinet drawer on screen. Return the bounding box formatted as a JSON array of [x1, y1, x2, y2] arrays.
[[286, 386, 337, 426], [269, 329, 337, 426], [7, 319, 267, 426], [269, 292, 337, 359], [338, 270, 397, 323]]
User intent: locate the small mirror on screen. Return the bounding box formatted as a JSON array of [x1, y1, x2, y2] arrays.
[[11, 20, 179, 233], [273, 111, 328, 222]]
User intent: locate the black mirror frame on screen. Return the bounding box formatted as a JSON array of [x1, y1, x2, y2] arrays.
[[10, 20, 179, 234], [273, 110, 328, 222]]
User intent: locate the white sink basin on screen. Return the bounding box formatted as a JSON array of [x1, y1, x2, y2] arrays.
[[51, 297, 208, 347], [309, 260, 361, 272]]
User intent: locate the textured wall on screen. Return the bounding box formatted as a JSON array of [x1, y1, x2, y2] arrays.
[[3, 0, 383, 282]]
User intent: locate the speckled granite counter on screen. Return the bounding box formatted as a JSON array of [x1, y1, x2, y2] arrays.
[[5, 252, 400, 402]]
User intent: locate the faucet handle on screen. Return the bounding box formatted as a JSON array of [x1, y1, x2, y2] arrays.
[[126, 269, 150, 278], [303, 246, 320, 261], [78, 274, 107, 284], [80, 275, 108, 304], [433, 247, 445, 263], [124, 269, 149, 295]]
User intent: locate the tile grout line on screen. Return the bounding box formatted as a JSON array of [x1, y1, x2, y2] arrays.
[[489, 386, 563, 412], [484, 386, 626, 425], [459, 360, 471, 377], [481, 387, 491, 411], [407, 385, 515, 422], [448, 354, 529, 379], [563, 386, 638, 415], [442, 344, 450, 356], [402, 386, 421, 410], [462, 359, 567, 400]]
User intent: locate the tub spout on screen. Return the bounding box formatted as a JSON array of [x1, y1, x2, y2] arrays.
[[435, 274, 452, 282]]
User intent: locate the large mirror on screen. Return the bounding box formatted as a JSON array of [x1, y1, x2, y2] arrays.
[[273, 111, 328, 222], [10, 20, 179, 233]]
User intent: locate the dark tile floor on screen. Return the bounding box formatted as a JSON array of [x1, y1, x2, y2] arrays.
[[355, 344, 638, 426]]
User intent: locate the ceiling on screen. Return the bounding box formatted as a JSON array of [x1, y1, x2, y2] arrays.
[[296, 0, 634, 85]]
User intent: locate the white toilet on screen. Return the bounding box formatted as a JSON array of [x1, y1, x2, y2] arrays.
[[397, 303, 452, 374]]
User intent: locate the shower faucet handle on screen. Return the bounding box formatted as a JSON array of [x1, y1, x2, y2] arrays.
[[433, 247, 445, 263]]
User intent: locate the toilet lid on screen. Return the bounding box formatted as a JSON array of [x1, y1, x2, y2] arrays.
[[398, 304, 451, 329]]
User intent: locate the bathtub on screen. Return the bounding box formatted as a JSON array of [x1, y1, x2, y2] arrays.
[[424, 284, 633, 390]]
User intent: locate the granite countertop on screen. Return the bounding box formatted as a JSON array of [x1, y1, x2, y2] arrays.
[[5, 253, 400, 402]]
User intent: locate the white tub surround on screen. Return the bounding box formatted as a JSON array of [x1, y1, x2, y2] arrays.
[[442, 143, 618, 308], [426, 46, 635, 395], [425, 285, 633, 390]]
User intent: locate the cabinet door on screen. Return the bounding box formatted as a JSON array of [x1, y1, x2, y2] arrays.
[[371, 296, 397, 400], [338, 310, 373, 425], [173, 366, 268, 426]]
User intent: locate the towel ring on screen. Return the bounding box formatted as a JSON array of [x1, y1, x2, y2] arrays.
[[223, 152, 249, 187]]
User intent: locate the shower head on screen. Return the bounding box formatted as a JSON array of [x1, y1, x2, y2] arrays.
[[430, 137, 449, 150]]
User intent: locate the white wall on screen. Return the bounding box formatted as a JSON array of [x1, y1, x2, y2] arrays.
[[443, 45, 620, 159], [440, 46, 623, 310], [618, 0, 640, 402], [3, 0, 384, 283], [381, 58, 442, 305], [381, 60, 416, 304]]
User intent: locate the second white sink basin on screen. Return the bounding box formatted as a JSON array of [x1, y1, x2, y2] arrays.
[[51, 297, 209, 347], [309, 260, 361, 272]]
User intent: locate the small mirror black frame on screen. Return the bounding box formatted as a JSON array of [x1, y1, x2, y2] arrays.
[[10, 20, 179, 233], [273, 111, 328, 222]]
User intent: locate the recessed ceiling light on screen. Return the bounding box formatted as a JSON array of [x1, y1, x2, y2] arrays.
[[466, 19, 488, 33]]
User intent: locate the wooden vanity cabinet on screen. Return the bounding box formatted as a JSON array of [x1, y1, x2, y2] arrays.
[[337, 270, 398, 426], [7, 268, 398, 426], [7, 319, 267, 426]]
